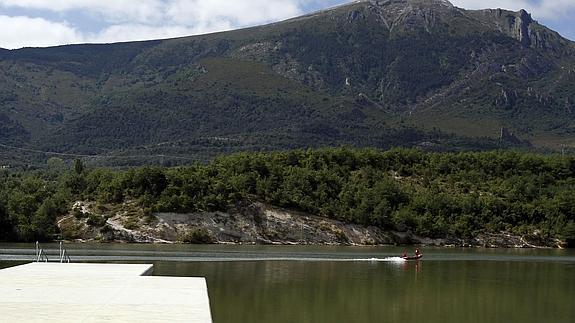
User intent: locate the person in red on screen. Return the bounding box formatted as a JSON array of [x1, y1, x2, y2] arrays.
[[402, 250, 408, 258], [415, 249, 421, 257]]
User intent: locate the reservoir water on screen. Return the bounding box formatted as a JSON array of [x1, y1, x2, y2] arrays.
[[1, 244, 574, 323]]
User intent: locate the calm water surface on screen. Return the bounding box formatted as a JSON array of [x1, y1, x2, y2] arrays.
[[1, 243, 574, 323]]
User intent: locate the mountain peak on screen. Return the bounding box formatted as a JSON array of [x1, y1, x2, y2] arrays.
[[0, 0, 573, 165], [347, 0, 458, 35], [369, 0, 453, 7], [366, 0, 454, 12]]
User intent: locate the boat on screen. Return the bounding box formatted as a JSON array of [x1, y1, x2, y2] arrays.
[[401, 254, 423, 260]]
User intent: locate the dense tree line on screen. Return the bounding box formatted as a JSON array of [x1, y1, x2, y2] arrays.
[[1, 148, 575, 242]]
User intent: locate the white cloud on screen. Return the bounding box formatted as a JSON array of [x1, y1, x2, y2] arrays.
[[0, 0, 304, 25], [0, 0, 165, 23], [0, 15, 82, 49], [166, 0, 302, 26], [92, 24, 202, 44], [0, 0, 307, 48], [451, 0, 575, 19], [89, 0, 304, 44]]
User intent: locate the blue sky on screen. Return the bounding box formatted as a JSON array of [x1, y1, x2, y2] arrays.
[[0, 0, 573, 49]]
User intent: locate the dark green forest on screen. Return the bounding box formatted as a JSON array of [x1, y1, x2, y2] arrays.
[[1, 148, 575, 243]]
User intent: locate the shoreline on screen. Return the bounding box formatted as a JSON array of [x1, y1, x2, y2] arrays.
[[55, 232, 564, 249]]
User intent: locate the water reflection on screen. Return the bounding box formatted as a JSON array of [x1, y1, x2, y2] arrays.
[[152, 259, 574, 323], [399, 259, 422, 275], [1, 245, 575, 323]]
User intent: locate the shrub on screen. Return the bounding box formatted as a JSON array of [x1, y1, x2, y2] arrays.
[[180, 228, 213, 244], [87, 214, 107, 227]]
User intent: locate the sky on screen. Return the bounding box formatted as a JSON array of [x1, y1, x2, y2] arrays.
[[0, 0, 573, 49]]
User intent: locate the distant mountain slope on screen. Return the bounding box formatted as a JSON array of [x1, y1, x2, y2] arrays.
[[0, 0, 574, 166]]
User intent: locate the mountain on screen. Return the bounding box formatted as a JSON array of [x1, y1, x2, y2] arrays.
[[1, 0, 574, 166]]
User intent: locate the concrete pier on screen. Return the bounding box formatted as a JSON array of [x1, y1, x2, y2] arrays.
[[0, 263, 212, 322]]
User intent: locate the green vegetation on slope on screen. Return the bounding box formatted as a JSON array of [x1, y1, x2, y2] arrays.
[[1, 0, 574, 167], [1, 148, 574, 243]]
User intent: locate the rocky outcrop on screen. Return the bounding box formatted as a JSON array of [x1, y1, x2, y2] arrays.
[[58, 201, 561, 248], [513, 9, 533, 47], [152, 203, 398, 245], [476, 8, 567, 51], [367, 0, 456, 33]]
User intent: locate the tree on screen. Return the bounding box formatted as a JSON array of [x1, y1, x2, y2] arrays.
[[73, 159, 85, 175], [32, 199, 59, 241], [0, 202, 12, 240]]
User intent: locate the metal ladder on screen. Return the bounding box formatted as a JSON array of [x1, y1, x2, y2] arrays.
[[59, 242, 71, 263], [35, 241, 48, 262], [35, 241, 71, 263]]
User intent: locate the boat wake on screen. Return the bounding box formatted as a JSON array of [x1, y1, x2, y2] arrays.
[[351, 257, 406, 262]]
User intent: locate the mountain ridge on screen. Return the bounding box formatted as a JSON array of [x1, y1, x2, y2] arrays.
[[0, 0, 574, 166]]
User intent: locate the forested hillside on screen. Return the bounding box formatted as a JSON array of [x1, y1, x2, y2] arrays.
[[1, 148, 574, 244]]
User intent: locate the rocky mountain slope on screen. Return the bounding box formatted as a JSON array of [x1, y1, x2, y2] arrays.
[[0, 0, 574, 166]]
